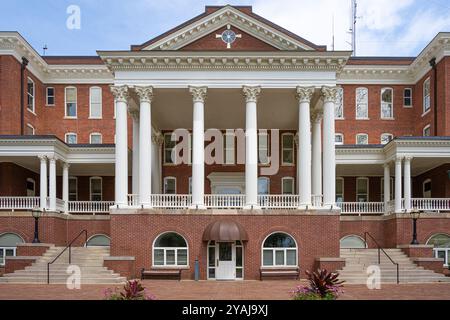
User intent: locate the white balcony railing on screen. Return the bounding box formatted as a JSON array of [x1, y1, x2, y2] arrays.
[[151, 194, 192, 208], [337, 202, 385, 215], [411, 198, 450, 212], [128, 194, 139, 207], [0, 197, 40, 211], [205, 195, 245, 209], [258, 195, 299, 209], [68, 201, 114, 214]]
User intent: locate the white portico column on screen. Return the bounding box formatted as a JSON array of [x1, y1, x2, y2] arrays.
[[111, 85, 129, 207], [48, 155, 57, 212], [395, 157, 403, 213], [38, 155, 47, 211], [62, 163, 70, 213], [296, 87, 314, 207], [243, 86, 261, 209], [135, 86, 154, 207], [321, 86, 339, 207], [404, 156, 412, 212], [383, 163, 391, 206], [311, 111, 323, 205], [131, 111, 140, 197], [189, 86, 207, 209]]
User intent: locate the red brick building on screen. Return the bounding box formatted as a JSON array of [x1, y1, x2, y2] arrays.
[[0, 5, 449, 282]]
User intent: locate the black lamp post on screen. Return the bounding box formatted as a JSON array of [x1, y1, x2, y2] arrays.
[[31, 208, 42, 244], [410, 208, 421, 245]]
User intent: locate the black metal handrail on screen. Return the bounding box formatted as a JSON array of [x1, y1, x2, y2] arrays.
[[47, 230, 88, 284], [364, 232, 400, 284]]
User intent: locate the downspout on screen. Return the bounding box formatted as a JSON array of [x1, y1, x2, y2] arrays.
[[429, 57, 438, 136], [20, 57, 29, 135]]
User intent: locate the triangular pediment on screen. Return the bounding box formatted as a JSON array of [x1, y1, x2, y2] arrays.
[[132, 6, 326, 52]]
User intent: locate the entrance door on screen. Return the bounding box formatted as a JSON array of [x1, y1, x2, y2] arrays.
[[216, 242, 235, 280]]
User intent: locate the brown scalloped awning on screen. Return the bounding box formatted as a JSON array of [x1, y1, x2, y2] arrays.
[[202, 220, 248, 242]]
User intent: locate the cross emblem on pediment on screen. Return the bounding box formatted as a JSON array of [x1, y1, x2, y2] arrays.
[[216, 24, 242, 49]]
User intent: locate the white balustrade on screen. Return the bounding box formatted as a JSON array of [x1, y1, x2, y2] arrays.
[[338, 202, 385, 215], [68, 201, 115, 214], [258, 195, 300, 209], [151, 194, 192, 208], [311, 195, 323, 208], [411, 198, 450, 212], [128, 194, 139, 207], [205, 195, 245, 209], [0, 197, 40, 211]]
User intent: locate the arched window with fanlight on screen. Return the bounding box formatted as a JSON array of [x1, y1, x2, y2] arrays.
[[86, 234, 110, 247], [153, 232, 188, 267], [340, 235, 367, 249], [262, 232, 297, 267], [427, 234, 450, 267], [0, 233, 24, 266]]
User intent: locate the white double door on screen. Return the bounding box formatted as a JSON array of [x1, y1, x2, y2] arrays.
[[215, 242, 236, 280]]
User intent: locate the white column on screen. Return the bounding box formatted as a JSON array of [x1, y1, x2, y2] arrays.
[[111, 85, 129, 207], [296, 87, 314, 207], [38, 155, 47, 211], [136, 86, 154, 208], [321, 86, 338, 207], [383, 163, 391, 205], [395, 157, 403, 213], [294, 134, 300, 194], [404, 156, 412, 212], [311, 111, 323, 204], [48, 155, 57, 212], [243, 86, 261, 209], [62, 163, 70, 213], [131, 111, 140, 196], [189, 86, 207, 209]]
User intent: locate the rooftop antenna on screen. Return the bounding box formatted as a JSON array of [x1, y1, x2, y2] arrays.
[[347, 0, 359, 56], [42, 44, 48, 56], [332, 14, 335, 51]]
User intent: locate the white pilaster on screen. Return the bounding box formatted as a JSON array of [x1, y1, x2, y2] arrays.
[[189, 86, 207, 209], [135, 86, 154, 207], [48, 155, 57, 212], [243, 86, 261, 209], [383, 163, 391, 205], [404, 156, 412, 212], [111, 85, 129, 207], [38, 155, 47, 211], [395, 157, 403, 213], [311, 112, 323, 202], [62, 163, 70, 214], [131, 111, 140, 196], [321, 86, 339, 207], [152, 133, 164, 194]]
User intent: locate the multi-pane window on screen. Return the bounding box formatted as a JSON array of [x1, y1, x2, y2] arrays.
[[27, 78, 35, 113], [403, 88, 412, 107], [89, 177, 102, 201], [262, 233, 297, 267], [89, 87, 102, 119], [0, 233, 24, 266], [356, 134, 369, 145], [164, 177, 176, 194], [381, 133, 393, 145], [423, 179, 432, 198], [356, 87, 369, 119], [65, 133, 77, 144], [153, 232, 188, 267], [335, 87, 344, 119], [69, 177, 78, 201], [336, 178, 344, 203], [356, 178, 369, 202], [381, 88, 393, 119], [423, 125, 431, 137], [282, 133, 294, 165], [164, 133, 176, 164], [258, 132, 269, 165], [335, 134, 344, 145], [282, 177, 295, 195], [65, 87, 77, 118], [90, 133, 102, 144], [26, 178, 35, 197], [25, 124, 35, 135], [223, 133, 235, 165], [423, 77, 431, 114], [258, 177, 270, 195], [427, 234, 450, 267], [46, 87, 55, 106]]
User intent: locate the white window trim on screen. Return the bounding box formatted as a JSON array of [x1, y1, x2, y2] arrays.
[[281, 133, 294, 166], [335, 133, 344, 145], [335, 87, 344, 120], [340, 235, 368, 249], [223, 132, 235, 165], [89, 132, 103, 144], [26, 123, 35, 135], [89, 177, 102, 201], [336, 177, 344, 202], [65, 132, 77, 144], [423, 178, 432, 198], [46, 87, 55, 106], [380, 87, 394, 120], [422, 77, 431, 116], [69, 176, 78, 201], [86, 234, 111, 247], [261, 232, 298, 268], [403, 88, 413, 108], [356, 133, 369, 145], [163, 132, 177, 165], [423, 124, 431, 137], [27, 77, 35, 114], [258, 177, 270, 195], [259, 131, 270, 165], [355, 87, 369, 120], [380, 133, 394, 145], [163, 176, 177, 194], [281, 177, 295, 195], [89, 86, 103, 119], [152, 232, 189, 267], [356, 177, 369, 202], [0, 247, 16, 266], [64, 86, 77, 119], [26, 178, 36, 196]]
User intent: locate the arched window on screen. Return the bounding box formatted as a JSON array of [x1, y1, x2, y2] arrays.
[[0, 233, 24, 266], [340, 235, 367, 249], [427, 234, 450, 267], [153, 232, 188, 267], [262, 232, 297, 267], [86, 234, 110, 247]]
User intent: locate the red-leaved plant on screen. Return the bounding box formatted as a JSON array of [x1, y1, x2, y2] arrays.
[[103, 280, 156, 300], [292, 269, 345, 300]]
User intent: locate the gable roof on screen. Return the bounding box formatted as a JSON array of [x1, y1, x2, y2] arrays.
[[131, 5, 327, 52]]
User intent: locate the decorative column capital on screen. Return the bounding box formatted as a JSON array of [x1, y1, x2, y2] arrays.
[[296, 86, 315, 103], [63, 162, 71, 170], [404, 156, 413, 163], [321, 86, 340, 103], [152, 132, 164, 146], [135, 86, 154, 103], [383, 162, 390, 169], [395, 156, 404, 163], [38, 155, 47, 162], [47, 154, 58, 162], [242, 85, 261, 103], [110, 85, 129, 103], [311, 109, 324, 123], [189, 86, 208, 103]]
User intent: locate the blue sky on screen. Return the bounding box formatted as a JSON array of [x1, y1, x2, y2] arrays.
[[1, 0, 449, 56]]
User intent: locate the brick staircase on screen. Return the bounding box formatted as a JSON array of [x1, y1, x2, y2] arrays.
[[338, 249, 450, 284], [0, 246, 126, 284]]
